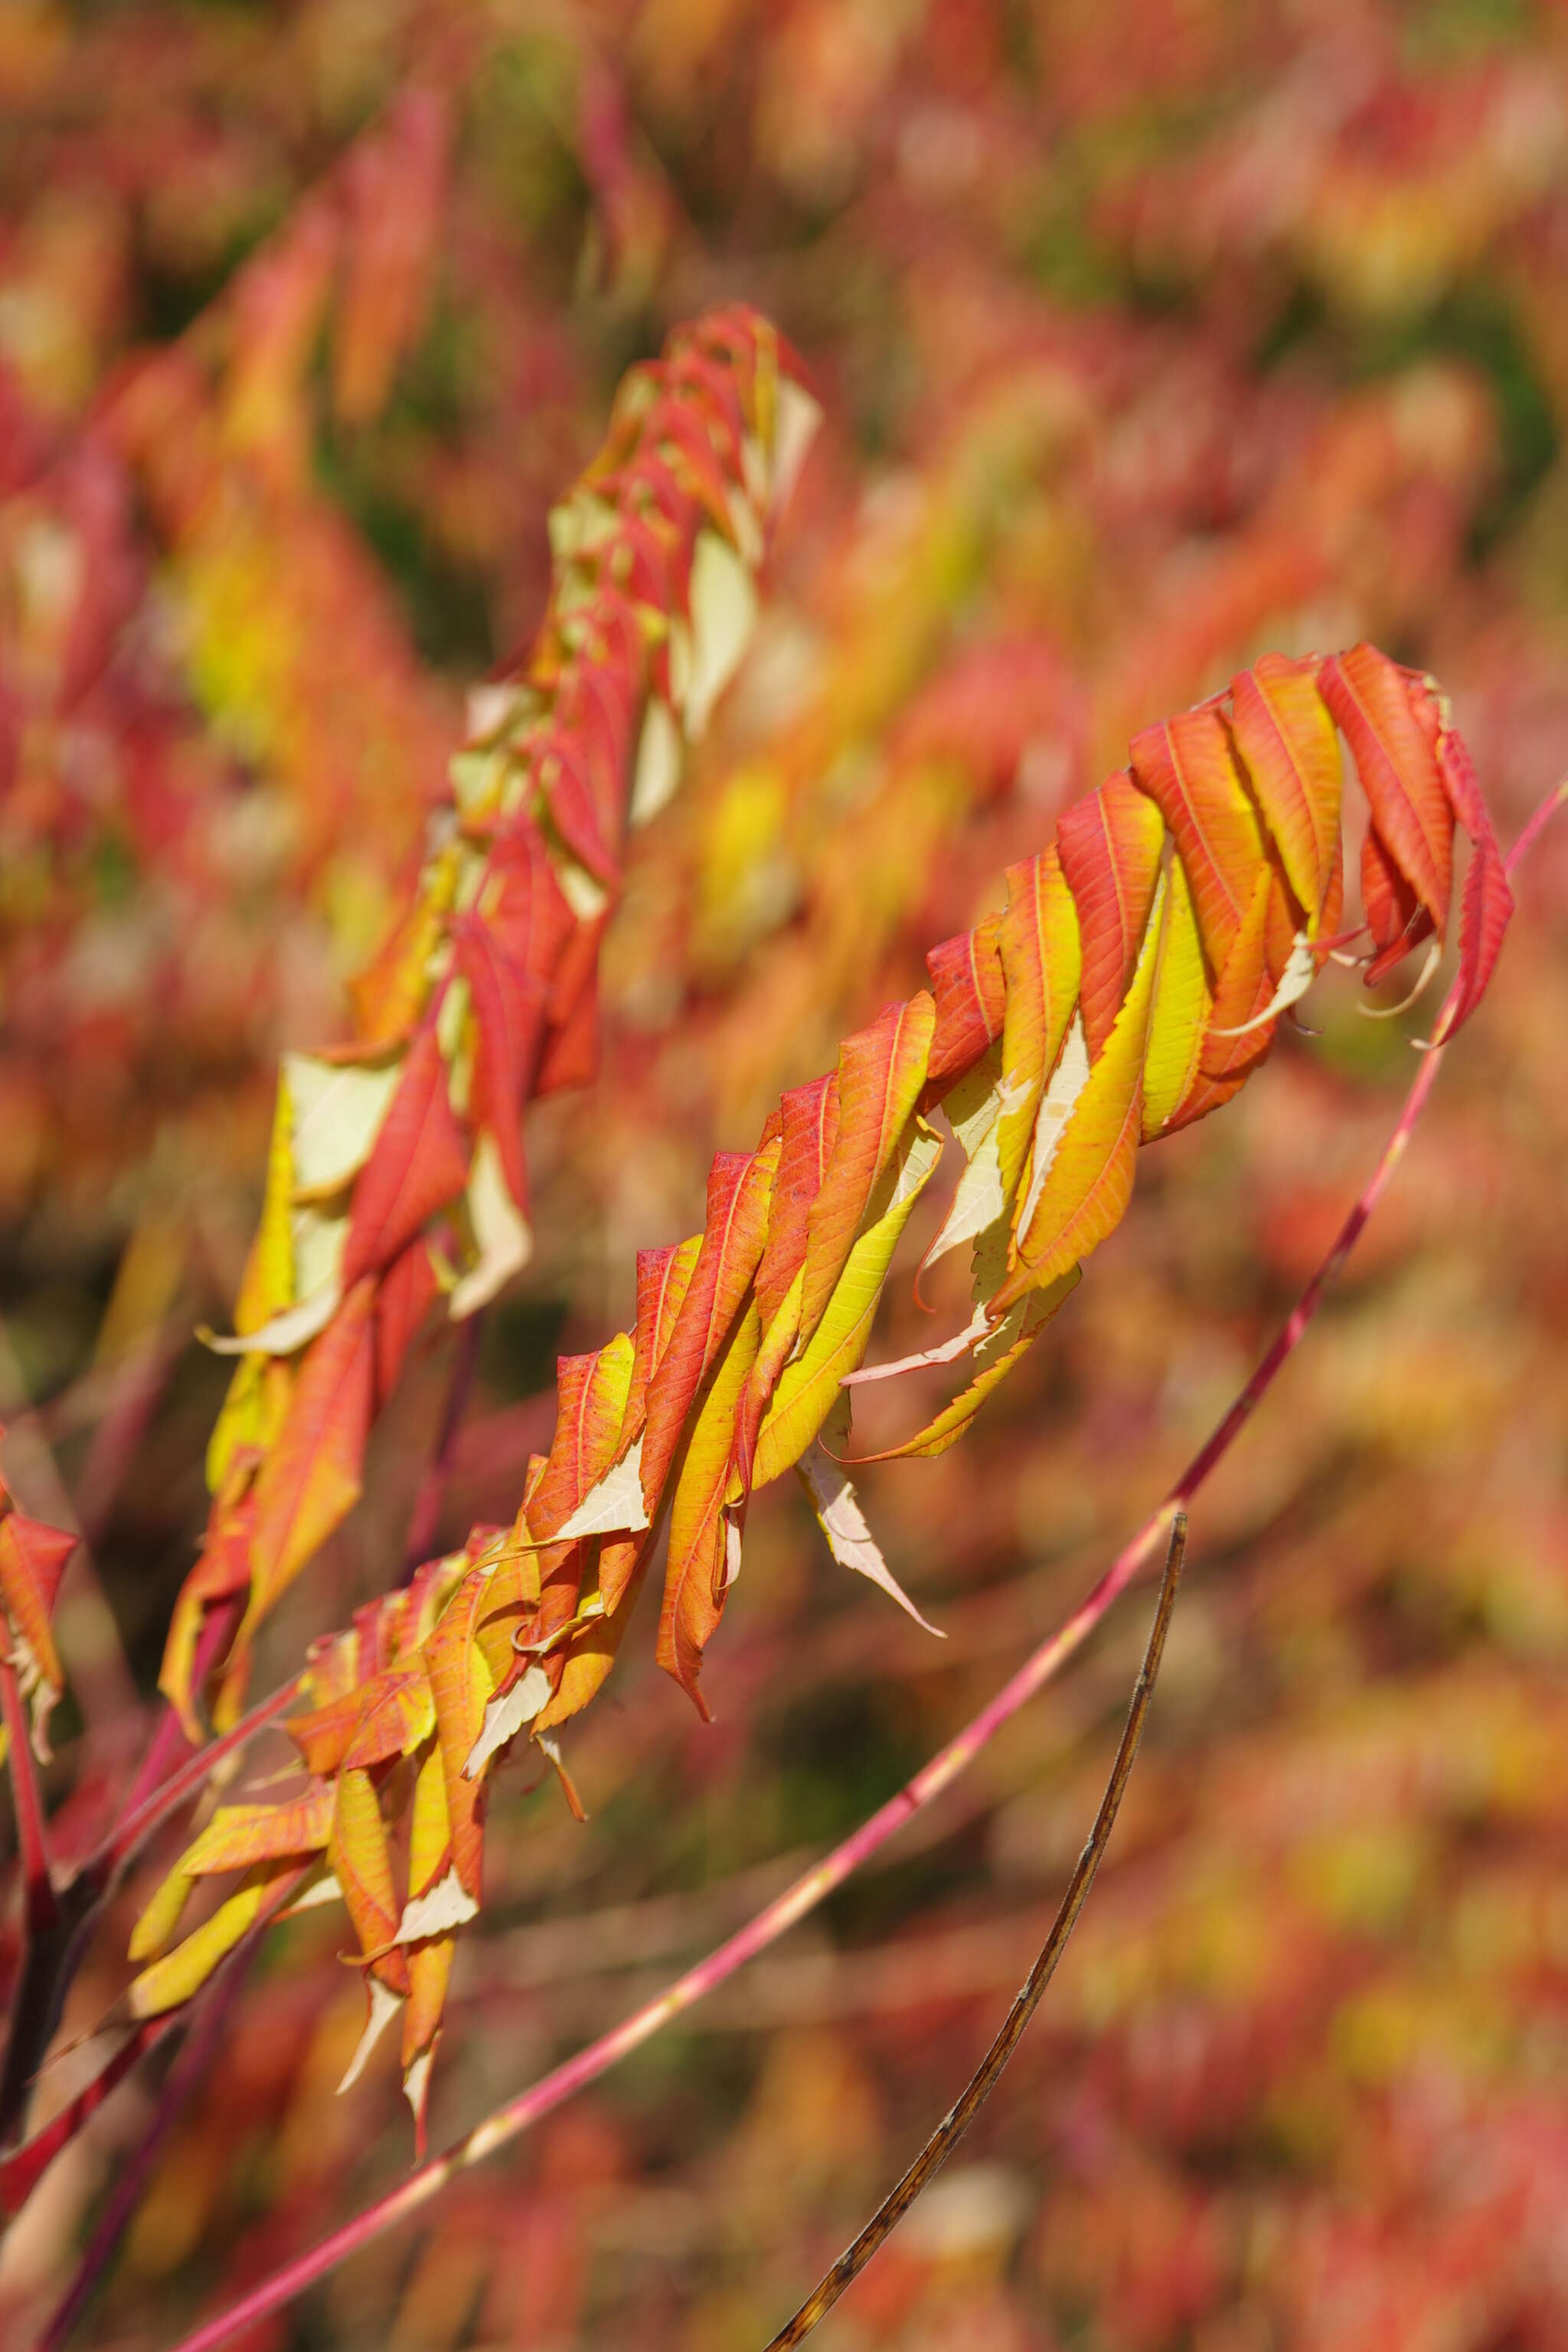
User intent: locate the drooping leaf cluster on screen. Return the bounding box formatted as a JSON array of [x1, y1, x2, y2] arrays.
[[129, 598, 1513, 2136], [162, 309, 818, 1742]]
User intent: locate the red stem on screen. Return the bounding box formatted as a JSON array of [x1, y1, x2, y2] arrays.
[[1, 1654, 57, 1933]]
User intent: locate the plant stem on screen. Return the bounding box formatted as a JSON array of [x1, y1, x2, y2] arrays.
[[765, 1513, 1185, 2347], [1, 1653, 57, 1933]]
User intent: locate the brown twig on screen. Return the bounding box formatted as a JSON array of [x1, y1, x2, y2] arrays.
[[762, 1512, 1185, 2347]]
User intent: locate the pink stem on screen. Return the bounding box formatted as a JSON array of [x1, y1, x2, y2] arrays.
[[150, 779, 1568, 2352]]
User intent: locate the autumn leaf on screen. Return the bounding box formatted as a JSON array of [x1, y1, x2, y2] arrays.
[[340, 1027, 470, 1293], [1055, 769, 1164, 1060], [0, 1502, 77, 1761]]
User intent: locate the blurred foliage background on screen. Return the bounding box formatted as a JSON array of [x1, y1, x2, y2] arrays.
[[3, 0, 1568, 2345]]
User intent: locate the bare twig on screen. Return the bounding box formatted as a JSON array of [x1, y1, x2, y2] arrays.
[[763, 1514, 1184, 2347]]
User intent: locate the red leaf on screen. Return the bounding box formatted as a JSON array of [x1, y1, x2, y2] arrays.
[[374, 1237, 440, 1408], [1319, 645, 1453, 940], [341, 1028, 470, 1292], [454, 916, 546, 1212], [924, 913, 1008, 1096], [753, 1074, 838, 1335], [1432, 724, 1514, 1037]]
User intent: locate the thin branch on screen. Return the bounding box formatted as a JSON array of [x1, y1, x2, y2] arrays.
[[764, 1512, 1185, 2348]]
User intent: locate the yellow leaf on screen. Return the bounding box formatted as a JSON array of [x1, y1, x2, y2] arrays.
[[1142, 854, 1211, 1138], [998, 874, 1166, 1306], [750, 1120, 944, 1491]]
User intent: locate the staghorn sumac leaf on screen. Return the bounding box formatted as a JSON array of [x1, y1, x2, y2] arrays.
[[925, 912, 1008, 1096], [1056, 771, 1164, 1060], [848, 1270, 1081, 1465], [755, 1075, 838, 1336], [128, 1860, 301, 2020], [181, 1786, 335, 1880], [640, 1145, 779, 1514], [1229, 652, 1341, 920], [374, 1236, 440, 1406], [1361, 822, 1431, 983], [453, 913, 545, 1214], [341, 1667, 436, 1770], [796, 997, 936, 1348], [1319, 643, 1453, 945], [331, 1766, 408, 1997], [1131, 705, 1266, 970], [996, 851, 1083, 1208], [749, 1122, 944, 1491], [998, 874, 1166, 1305], [795, 1448, 943, 1635], [1141, 853, 1212, 1137], [423, 1570, 495, 1897], [1430, 721, 1514, 1039], [340, 1027, 470, 1293], [658, 1302, 763, 1709]]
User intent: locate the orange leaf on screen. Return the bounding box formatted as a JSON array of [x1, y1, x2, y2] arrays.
[[657, 1302, 762, 1711], [1130, 706, 1265, 971], [1431, 721, 1514, 1039], [181, 1785, 335, 1878], [1174, 864, 1277, 1127], [341, 1666, 436, 1770], [924, 912, 1008, 1096], [0, 1508, 76, 1759], [640, 1145, 779, 1514], [331, 1766, 409, 1996], [374, 1236, 439, 1408], [422, 1568, 493, 1900], [1055, 770, 1165, 1058], [1228, 653, 1341, 920], [795, 996, 935, 1348]]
